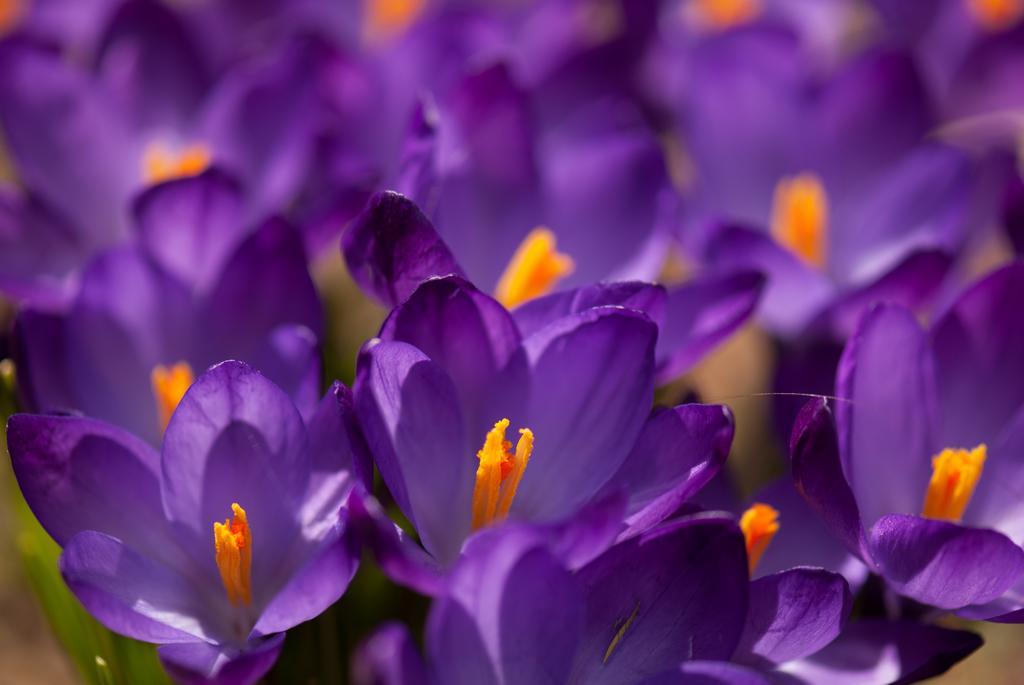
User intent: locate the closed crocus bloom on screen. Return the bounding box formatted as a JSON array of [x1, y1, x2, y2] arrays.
[[679, 28, 975, 340], [345, 191, 763, 386], [348, 264, 739, 592], [7, 361, 364, 685], [791, 261, 1024, 618], [352, 514, 979, 685], [15, 170, 323, 446]]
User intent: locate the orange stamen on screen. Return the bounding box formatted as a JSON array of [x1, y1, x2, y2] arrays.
[[213, 503, 252, 606], [740, 503, 779, 574], [494, 227, 574, 309], [471, 419, 534, 530], [770, 172, 828, 269], [142, 142, 211, 184], [151, 362, 194, 433], [922, 445, 987, 522]]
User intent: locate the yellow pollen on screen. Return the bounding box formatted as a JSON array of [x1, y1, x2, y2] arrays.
[[740, 503, 779, 574], [142, 142, 211, 184], [151, 362, 194, 433], [364, 0, 425, 40], [692, 0, 761, 28], [494, 227, 575, 309], [471, 419, 534, 530], [966, 0, 1024, 30], [922, 444, 987, 522], [0, 0, 26, 36], [214, 503, 252, 606], [771, 172, 828, 269]]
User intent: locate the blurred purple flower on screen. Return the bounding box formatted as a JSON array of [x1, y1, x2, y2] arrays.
[[344, 191, 763, 384], [14, 170, 323, 446], [7, 361, 363, 685], [791, 261, 1024, 619], [0, 6, 373, 302], [677, 29, 977, 339]]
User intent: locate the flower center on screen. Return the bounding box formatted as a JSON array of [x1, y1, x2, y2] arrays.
[[740, 503, 779, 574], [471, 419, 534, 530], [142, 142, 211, 184], [922, 444, 987, 522], [692, 0, 761, 29], [214, 503, 252, 606], [0, 0, 26, 37], [494, 227, 575, 309], [151, 362, 194, 433], [364, 0, 425, 40], [966, 0, 1024, 30], [771, 172, 828, 269]]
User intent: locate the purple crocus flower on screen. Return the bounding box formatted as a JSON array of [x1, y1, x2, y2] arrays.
[[869, 0, 1024, 123], [7, 361, 363, 685], [0, 5, 370, 302], [677, 27, 976, 341], [348, 263, 738, 591], [791, 261, 1024, 619], [353, 513, 978, 684], [345, 190, 763, 385], [15, 170, 323, 446]]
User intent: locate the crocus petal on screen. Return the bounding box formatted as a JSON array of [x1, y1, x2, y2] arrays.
[[201, 217, 323, 365], [512, 281, 668, 340], [95, 0, 209, 133], [814, 250, 952, 339], [608, 404, 733, 539], [0, 186, 84, 305], [570, 516, 749, 684], [639, 662, 773, 685], [161, 360, 310, 601], [301, 382, 372, 531], [6, 413, 176, 557], [198, 38, 321, 217], [134, 169, 248, 293], [352, 623, 430, 685], [749, 478, 868, 588], [734, 568, 851, 667], [430, 528, 582, 685], [931, 262, 1024, 447], [778, 619, 982, 685], [427, 63, 544, 291], [541, 106, 671, 286], [254, 520, 359, 636], [343, 190, 466, 307], [245, 324, 321, 424], [463, 492, 628, 573], [60, 531, 212, 643], [828, 145, 969, 289], [13, 309, 73, 412], [354, 340, 471, 565], [965, 404, 1024, 544], [789, 399, 870, 564], [158, 634, 285, 685], [0, 41, 133, 240], [834, 304, 937, 526], [869, 513, 1024, 609], [814, 50, 931, 197], [64, 246, 194, 445], [345, 487, 445, 596], [705, 225, 834, 337], [514, 307, 657, 521], [655, 272, 765, 383], [379, 275, 527, 438]]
